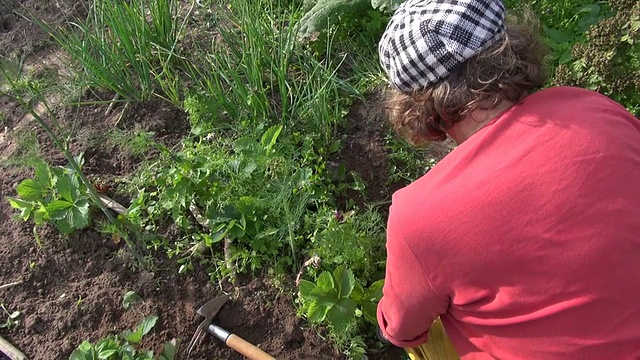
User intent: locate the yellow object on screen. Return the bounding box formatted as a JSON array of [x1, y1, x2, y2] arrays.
[[405, 318, 460, 360]]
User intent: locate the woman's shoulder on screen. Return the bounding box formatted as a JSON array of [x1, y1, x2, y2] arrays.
[[523, 86, 629, 112]]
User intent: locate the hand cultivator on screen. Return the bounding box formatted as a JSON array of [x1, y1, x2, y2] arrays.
[[188, 295, 275, 360]]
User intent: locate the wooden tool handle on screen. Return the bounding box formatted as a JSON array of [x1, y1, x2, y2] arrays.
[[0, 335, 28, 360], [225, 334, 275, 360]]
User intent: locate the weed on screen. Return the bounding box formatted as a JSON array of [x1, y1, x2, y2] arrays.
[[127, 125, 318, 274], [385, 132, 444, 183], [552, 1, 640, 115], [107, 128, 157, 158], [185, 0, 357, 147], [308, 207, 386, 282], [298, 266, 384, 359], [76, 296, 84, 309], [299, 266, 382, 330], [0, 304, 21, 330], [1, 67, 149, 264], [0, 129, 44, 169]]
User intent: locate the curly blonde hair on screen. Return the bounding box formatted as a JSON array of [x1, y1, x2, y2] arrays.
[[385, 10, 548, 145]]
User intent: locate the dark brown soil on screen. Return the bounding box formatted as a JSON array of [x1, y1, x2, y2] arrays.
[[0, 225, 340, 360], [0, 0, 85, 58], [336, 90, 407, 210]]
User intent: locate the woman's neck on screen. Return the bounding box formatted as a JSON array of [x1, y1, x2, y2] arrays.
[[447, 100, 514, 144]]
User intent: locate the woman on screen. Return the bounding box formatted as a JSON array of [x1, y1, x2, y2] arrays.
[[376, 0, 640, 359]]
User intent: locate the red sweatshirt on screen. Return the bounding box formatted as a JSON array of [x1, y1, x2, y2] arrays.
[[377, 87, 640, 359]]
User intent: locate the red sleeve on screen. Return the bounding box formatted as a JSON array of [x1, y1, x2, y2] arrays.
[[376, 213, 449, 348]]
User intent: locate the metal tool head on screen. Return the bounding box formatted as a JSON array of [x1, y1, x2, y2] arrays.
[[188, 294, 230, 355], [197, 294, 230, 319]]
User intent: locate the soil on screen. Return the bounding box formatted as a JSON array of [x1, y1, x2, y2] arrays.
[[0, 1, 415, 360], [336, 91, 407, 211], [0, 0, 86, 59]]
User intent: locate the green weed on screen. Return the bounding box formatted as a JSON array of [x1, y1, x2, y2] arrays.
[[308, 207, 386, 282], [298, 266, 384, 359], [107, 128, 157, 158], [0, 129, 44, 169], [385, 133, 443, 183], [127, 125, 319, 274], [299, 266, 383, 329], [122, 291, 143, 310], [0, 304, 21, 330], [551, 1, 640, 115], [1, 69, 148, 265], [126, 0, 363, 279]]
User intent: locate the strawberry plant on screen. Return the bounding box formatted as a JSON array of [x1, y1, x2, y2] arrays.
[[69, 316, 177, 360], [7, 157, 92, 236], [298, 266, 384, 331]]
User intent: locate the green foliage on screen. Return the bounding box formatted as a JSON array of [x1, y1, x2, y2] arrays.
[[0, 63, 57, 108], [0, 304, 21, 330], [0, 129, 44, 169], [308, 208, 386, 282], [385, 133, 446, 183], [298, 0, 401, 39], [44, 0, 179, 101], [122, 316, 158, 344], [550, 0, 640, 115], [503, 1, 638, 115], [127, 0, 361, 279], [127, 124, 325, 275], [298, 266, 384, 359], [69, 316, 177, 360], [185, 0, 356, 147], [7, 157, 92, 235], [299, 266, 383, 331], [122, 291, 143, 310], [107, 129, 157, 158]]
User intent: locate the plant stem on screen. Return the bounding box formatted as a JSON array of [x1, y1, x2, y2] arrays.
[[223, 237, 238, 285], [0, 280, 23, 291]]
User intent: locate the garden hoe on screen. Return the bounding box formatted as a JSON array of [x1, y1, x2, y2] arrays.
[[188, 295, 275, 360]]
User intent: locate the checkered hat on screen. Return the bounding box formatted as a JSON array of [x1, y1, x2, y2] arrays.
[[379, 0, 506, 92]]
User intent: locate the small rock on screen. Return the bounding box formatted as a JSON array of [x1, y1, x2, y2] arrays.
[[25, 315, 43, 334]]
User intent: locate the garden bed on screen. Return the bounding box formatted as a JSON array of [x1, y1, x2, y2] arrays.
[[0, 1, 406, 353], [1, 0, 637, 359], [0, 88, 405, 360]]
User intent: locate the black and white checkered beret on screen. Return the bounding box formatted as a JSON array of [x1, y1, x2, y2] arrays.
[[379, 0, 506, 92]]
